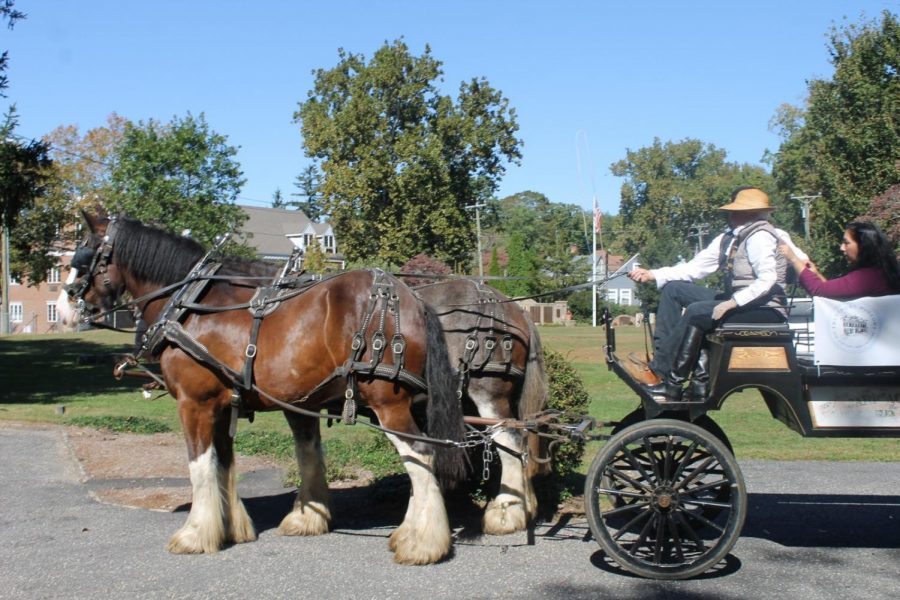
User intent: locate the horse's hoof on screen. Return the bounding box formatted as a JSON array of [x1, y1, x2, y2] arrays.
[[166, 528, 221, 554], [482, 499, 527, 535], [389, 525, 450, 565], [277, 504, 331, 536], [391, 538, 450, 565]]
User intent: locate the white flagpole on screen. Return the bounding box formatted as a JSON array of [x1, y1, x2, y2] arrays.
[[592, 195, 597, 327]]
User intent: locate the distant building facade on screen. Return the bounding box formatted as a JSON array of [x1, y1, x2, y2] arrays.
[[595, 250, 642, 307]]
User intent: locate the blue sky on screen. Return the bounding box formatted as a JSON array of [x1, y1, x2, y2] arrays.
[[4, 1, 896, 215]]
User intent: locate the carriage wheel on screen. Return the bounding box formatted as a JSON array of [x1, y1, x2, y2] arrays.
[[604, 410, 734, 520], [585, 419, 746, 580]]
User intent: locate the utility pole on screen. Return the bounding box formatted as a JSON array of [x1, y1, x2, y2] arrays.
[[790, 194, 821, 241], [465, 202, 486, 278], [689, 222, 710, 256], [1, 220, 9, 335]]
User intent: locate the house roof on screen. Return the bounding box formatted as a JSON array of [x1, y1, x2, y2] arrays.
[[238, 205, 312, 257]]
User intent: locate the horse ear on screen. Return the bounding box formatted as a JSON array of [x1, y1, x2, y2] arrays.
[[81, 210, 98, 233], [81, 207, 109, 233]]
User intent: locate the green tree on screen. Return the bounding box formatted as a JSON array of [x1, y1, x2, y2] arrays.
[[1, 108, 53, 284], [296, 39, 521, 265], [107, 112, 247, 248], [770, 11, 900, 275], [271, 188, 286, 209], [291, 164, 324, 221], [1, 0, 25, 97], [497, 232, 538, 297], [302, 239, 327, 274]]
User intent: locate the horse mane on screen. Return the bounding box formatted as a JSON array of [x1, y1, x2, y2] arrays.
[[114, 218, 281, 285], [114, 219, 206, 285]]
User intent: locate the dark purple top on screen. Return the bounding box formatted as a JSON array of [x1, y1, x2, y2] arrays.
[[799, 265, 894, 298]]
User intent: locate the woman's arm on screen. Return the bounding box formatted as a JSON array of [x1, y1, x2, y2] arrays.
[[779, 243, 826, 282]]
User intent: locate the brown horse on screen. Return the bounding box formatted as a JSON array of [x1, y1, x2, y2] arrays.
[[415, 279, 548, 534], [62, 213, 467, 565]]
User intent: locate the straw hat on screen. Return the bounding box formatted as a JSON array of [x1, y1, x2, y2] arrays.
[[718, 187, 774, 212]]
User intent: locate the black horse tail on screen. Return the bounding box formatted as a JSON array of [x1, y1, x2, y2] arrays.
[[521, 317, 551, 477], [423, 301, 468, 487]]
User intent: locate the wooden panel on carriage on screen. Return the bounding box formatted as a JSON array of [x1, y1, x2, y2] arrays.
[[706, 321, 806, 434]]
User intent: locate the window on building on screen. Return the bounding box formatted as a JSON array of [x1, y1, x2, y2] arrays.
[[322, 235, 334, 250], [10, 303, 23, 323], [47, 302, 58, 323], [620, 289, 633, 305], [303, 234, 315, 248], [606, 289, 618, 304], [47, 267, 61, 284]]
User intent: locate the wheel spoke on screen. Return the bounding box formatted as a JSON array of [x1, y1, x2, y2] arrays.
[[606, 464, 654, 494], [663, 436, 674, 483], [642, 436, 663, 481], [670, 440, 698, 482], [629, 512, 658, 556], [602, 500, 652, 518], [680, 477, 729, 497], [622, 444, 655, 484], [613, 506, 652, 541], [680, 506, 726, 534], [673, 509, 708, 553], [667, 514, 686, 563], [674, 455, 717, 491]]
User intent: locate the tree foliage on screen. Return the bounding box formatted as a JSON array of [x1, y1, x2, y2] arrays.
[[770, 10, 900, 275], [0, 0, 25, 97], [1, 108, 53, 284], [107, 112, 247, 248], [291, 164, 324, 221], [398, 253, 452, 286], [296, 40, 522, 266], [859, 184, 900, 246]]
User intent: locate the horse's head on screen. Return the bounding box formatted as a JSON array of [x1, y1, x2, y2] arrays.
[[60, 211, 127, 325]]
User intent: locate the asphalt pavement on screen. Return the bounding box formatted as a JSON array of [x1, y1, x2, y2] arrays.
[[1, 425, 898, 599]]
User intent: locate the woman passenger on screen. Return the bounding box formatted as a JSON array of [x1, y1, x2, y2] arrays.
[[780, 221, 900, 298]]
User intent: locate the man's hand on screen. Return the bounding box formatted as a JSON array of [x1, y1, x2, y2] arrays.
[[629, 268, 655, 283], [712, 298, 738, 321]]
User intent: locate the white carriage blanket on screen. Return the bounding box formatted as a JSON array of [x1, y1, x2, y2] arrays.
[[813, 295, 900, 366]]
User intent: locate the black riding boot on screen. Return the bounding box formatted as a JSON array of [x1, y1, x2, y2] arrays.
[[685, 349, 709, 401], [644, 325, 705, 401]]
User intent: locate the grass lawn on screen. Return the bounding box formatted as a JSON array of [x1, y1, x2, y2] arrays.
[[2, 326, 898, 465]]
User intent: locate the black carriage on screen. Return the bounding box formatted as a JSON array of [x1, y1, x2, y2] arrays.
[[584, 296, 900, 579]]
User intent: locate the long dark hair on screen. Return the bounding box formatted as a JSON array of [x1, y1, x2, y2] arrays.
[[847, 221, 900, 292]]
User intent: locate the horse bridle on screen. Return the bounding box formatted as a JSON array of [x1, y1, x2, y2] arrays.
[[65, 217, 121, 315]]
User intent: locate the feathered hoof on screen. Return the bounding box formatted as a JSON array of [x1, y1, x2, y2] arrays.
[[166, 526, 222, 554], [277, 503, 331, 536], [389, 526, 451, 565], [229, 516, 258, 544], [482, 499, 528, 535]]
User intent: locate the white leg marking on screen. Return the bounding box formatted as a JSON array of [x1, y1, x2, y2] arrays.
[[386, 434, 451, 565], [167, 446, 226, 553]]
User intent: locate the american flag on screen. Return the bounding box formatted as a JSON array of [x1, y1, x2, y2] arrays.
[[593, 206, 602, 234]]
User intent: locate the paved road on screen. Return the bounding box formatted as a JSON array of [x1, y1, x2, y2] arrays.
[[1, 425, 898, 599]]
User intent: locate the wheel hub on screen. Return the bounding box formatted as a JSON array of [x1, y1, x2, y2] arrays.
[[652, 486, 678, 512]]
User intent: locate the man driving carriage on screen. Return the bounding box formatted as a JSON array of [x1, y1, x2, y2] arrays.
[[626, 187, 807, 402]]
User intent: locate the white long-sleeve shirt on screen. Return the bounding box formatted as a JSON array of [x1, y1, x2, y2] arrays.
[[650, 226, 807, 307]]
